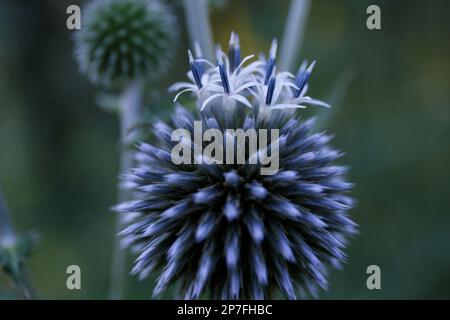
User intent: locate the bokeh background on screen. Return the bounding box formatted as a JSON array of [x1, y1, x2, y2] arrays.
[[1, 0, 449, 299]]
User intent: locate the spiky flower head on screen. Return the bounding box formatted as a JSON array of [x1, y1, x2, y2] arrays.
[[114, 33, 357, 299], [75, 0, 177, 87]]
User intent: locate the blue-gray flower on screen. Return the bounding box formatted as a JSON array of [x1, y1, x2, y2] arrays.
[[114, 34, 357, 299]]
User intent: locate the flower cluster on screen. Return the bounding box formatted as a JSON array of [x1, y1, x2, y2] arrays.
[[114, 33, 357, 299], [170, 32, 330, 113]]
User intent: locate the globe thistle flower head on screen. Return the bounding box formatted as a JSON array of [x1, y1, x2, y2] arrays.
[[114, 33, 357, 299], [75, 0, 177, 87]]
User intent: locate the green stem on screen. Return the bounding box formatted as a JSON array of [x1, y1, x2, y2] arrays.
[[279, 0, 311, 72], [182, 0, 214, 60], [0, 188, 16, 245], [314, 68, 355, 131], [108, 80, 143, 300], [14, 274, 33, 300]]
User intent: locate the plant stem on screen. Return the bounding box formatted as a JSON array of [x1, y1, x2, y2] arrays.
[[108, 80, 143, 300], [14, 274, 33, 300], [0, 188, 16, 246], [314, 68, 355, 131], [279, 0, 311, 72], [182, 0, 214, 61]]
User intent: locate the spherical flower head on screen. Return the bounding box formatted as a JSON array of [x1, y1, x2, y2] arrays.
[[75, 0, 177, 87], [114, 34, 357, 299]]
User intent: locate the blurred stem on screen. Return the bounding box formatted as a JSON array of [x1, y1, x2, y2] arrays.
[[109, 80, 143, 300], [13, 274, 33, 300], [279, 0, 311, 71], [0, 187, 34, 300], [0, 188, 16, 245], [314, 68, 355, 131], [182, 0, 214, 60]]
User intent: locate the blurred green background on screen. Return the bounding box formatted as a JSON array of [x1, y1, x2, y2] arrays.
[[1, 0, 449, 299]]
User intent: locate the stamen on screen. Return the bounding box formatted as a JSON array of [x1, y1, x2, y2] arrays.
[[234, 34, 241, 71], [216, 49, 230, 94], [294, 60, 315, 98], [228, 32, 241, 72], [264, 39, 277, 85], [265, 76, 276, 105], [229, 32, 236, 72], [188, 50, 202, 89], [219, 63, 230, 94]]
